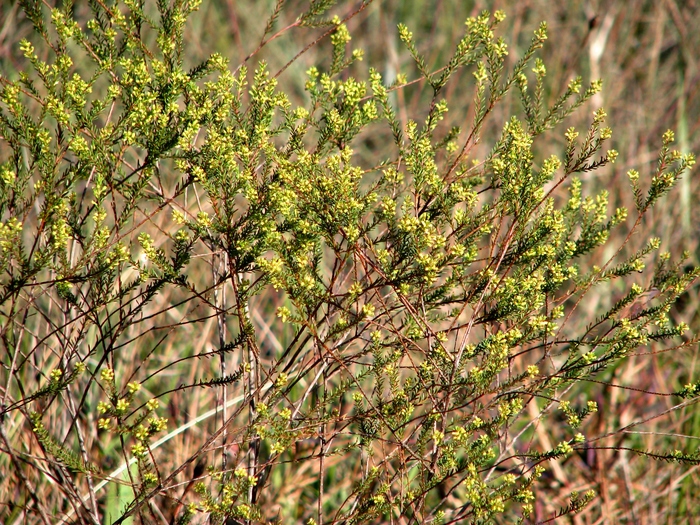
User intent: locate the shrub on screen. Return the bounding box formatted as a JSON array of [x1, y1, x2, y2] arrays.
[[0, 1, 697, 524]]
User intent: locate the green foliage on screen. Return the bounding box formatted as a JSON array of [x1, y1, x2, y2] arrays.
[[0, 1, 697, 524]]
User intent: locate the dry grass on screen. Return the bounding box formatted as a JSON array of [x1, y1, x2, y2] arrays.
[[0, 1, 698, 524]]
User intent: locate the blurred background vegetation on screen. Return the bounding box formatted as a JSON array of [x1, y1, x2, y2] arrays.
[[1, 0, 699, 523]]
